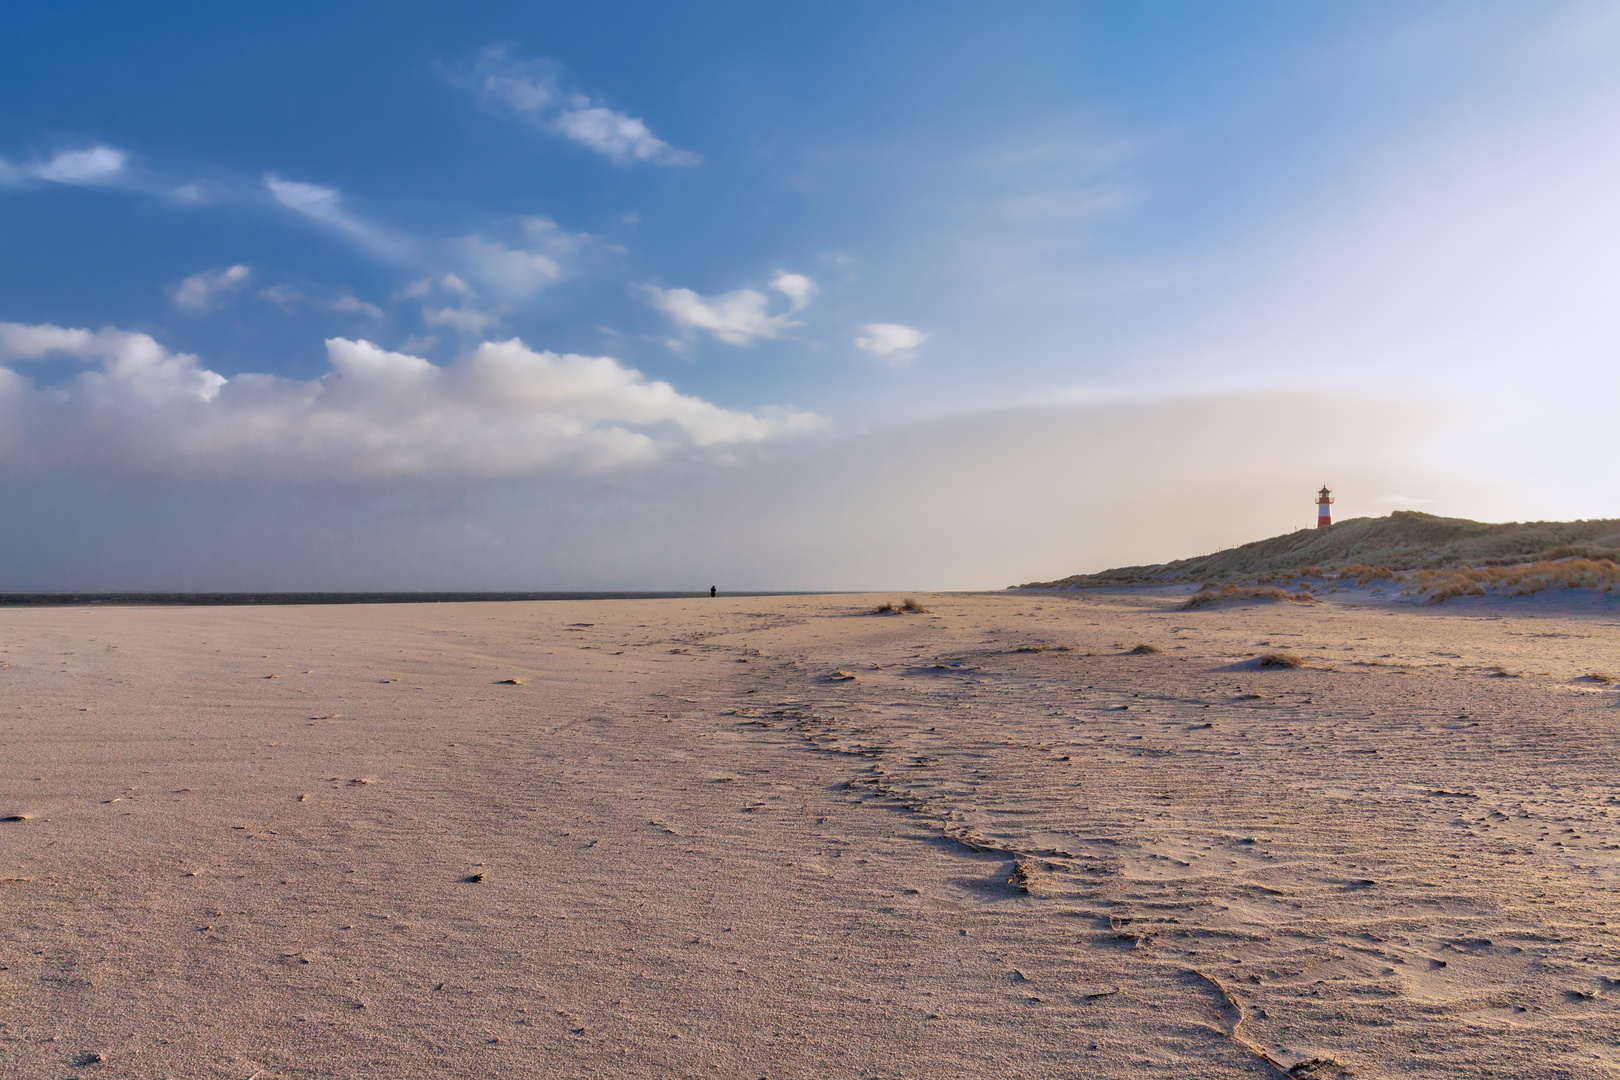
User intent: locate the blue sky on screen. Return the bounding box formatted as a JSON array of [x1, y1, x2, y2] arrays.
[[3, 2, 1618, 589]]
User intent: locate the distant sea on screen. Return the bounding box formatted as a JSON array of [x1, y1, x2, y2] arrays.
[[0, 592, 803, 607]]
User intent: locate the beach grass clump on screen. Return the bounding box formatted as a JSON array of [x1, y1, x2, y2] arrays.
[[874, 601, 895, 613], [1414, 558, 1620, 602], [1257, 651, 1305, 668], [1180, 584, 1313, 610], [901, 598, 931, 614], [1127, 643, 1160, 655], [1339, 564, 1397, 585]]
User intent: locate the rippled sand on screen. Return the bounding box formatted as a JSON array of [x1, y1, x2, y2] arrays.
[[2, 591, 1618, 1078]]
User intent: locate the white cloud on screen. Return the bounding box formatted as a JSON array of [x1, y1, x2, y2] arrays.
[[328, 295, 384, 319], [405, 274, 505, 334], [447, 47, 699, 166], [855, 322, 930, 362], [257, 285, 383, 319], [444, 217, 595, 304], [770, 272, 818, 309], [454, 236, 562, 298], [423, 305, 503, 334], [172, 265, 252, 313], [0, 321, 823, 481], [648, 273, 816, 345], [0, 143, 220, 204], [264, 175, 409, 258], [0, 322, 224, 406], [260, 284, 303, 311], [551, 101, 700, 166], [401, 274, 473, 300], [34, 146, 127, 184], [0, 145, 130, 187]]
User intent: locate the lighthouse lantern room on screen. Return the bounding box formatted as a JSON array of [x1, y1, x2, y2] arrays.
[[1316, 485, 1334, 528]]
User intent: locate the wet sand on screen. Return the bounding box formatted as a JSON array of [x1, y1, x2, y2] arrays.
[[2, 591, 1619, 1078]]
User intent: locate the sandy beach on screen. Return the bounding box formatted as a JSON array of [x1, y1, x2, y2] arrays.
[[3, 590, 1619, 1078]]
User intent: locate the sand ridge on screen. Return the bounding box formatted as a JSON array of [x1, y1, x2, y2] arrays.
[[1, 593, 1618, 1077]]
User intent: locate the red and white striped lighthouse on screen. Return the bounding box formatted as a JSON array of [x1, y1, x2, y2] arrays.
[[1316, 485, 1334, 528]]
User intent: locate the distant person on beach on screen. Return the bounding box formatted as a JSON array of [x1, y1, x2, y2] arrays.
[[710, 586, 717, 597]]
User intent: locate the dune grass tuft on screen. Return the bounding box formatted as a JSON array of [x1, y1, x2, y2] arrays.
[[1414, 558, 1620, 602], [901, 598, 931, 614], [1339, 564, 1397, 585], [874, 601, 895, 613], [1180, 585, 1313, 610], [1127, 643, 1160, 655], [1256, 652, 1305, 668]]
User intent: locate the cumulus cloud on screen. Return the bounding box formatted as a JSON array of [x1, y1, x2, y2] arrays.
[[771, 273, 817, 309], [172, 265, 252, 313], [648, 272, 817, 346], [0, 145, 129, 188], [855, 322, 930, 363], [0, 321, 823, 481], [446, 47, 699, 166], [0, 323, 224, 406]]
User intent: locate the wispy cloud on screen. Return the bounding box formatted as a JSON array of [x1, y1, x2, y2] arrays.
[[452, 218, 592, 299], [648, 272, 816, 346], [855, 322, 929, 364], [0, 145, 131, 189], [328, 294, 384, 319], [264, 175, 412, 259], [445, 47, 700, 166], [423, 304, 504, 335], [0, 144, 215, 205], [28, 146, 129, 185], [172, 265, 252, 314], [0, 321, 823, 481]]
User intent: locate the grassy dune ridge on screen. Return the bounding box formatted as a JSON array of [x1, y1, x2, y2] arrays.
[[1018, 511, 1620, 597]]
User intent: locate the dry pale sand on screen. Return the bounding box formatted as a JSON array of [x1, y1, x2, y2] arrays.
[[2, 590, 1620, 1079]]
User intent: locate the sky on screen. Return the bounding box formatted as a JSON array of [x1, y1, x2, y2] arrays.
[[2, 1, 1618, 590]]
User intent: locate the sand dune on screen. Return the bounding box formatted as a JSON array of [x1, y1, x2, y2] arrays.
[[2, 592, 1618, 1077]]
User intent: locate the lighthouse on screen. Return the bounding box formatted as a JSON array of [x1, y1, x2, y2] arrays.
[[1316, 485, 1334, 528]]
